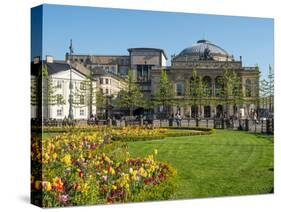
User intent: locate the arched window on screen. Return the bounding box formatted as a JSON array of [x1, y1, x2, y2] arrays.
[[203, 76, 212, 96], [204, 105, 211, 118], [245, 79, 252, 97], [215, 76, 223, 97], [80, 95, 85, 105], [176, 83, 184, 96], [216, 105, 223, 118], [191, 105, 198, 118]]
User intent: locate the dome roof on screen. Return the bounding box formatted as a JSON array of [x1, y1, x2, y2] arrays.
[[176, 39, 232, 61]]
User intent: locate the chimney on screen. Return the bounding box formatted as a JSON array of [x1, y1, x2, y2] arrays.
[[33, 56, 40, 64], [46, 55, 54, 63]]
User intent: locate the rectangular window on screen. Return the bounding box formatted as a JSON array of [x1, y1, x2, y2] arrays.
[[143, 65, 149, 81], [105, 78, 109, 84], [137, 65, 142, 81], [100, 78, 103, 84], [57, 109, 62, 116], [80, 95, 85, 105], [176, 83, 184, 96], [111, 66, 115, 73], [57, 80, 62, 88], [80, 109, 84, 116], [106, 89, 109, 94], [56, 94, 64, 105], [80, 81, 86, 90], [137, 65, 151, 82]]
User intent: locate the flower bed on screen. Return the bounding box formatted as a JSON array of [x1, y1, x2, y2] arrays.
[[164, 127, 215, 137], [111, 127, 215, 142], [111, 127, 167, 142], [40, 126, 214, 143], [31, 130, 177, 207]]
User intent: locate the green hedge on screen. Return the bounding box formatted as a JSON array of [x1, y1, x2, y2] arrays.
[[166, 126, 215, 131], [112, 135, 166, 142], [164, 127, 215, 137], [113, 128, 215, 142]]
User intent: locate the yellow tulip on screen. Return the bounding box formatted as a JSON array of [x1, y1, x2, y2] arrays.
[[111, 185, 117, 190], [61, 154, 71, 166], [35, 181, 41, 190]]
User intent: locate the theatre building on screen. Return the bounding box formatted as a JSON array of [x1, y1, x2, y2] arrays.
[[70, 39, 259, 119], [151, 39, 259, 118]]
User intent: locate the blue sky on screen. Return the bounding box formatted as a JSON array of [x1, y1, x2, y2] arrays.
[[32, 4, 274, 79]]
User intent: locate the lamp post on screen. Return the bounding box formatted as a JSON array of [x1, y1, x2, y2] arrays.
[[68, 39, 74, 120]]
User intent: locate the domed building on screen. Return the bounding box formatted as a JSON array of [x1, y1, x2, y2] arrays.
[[70, 39, 260, 119], [151, 39, 260, 119], [173, 39, 234, 62]]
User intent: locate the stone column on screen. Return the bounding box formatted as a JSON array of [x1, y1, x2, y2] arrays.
[[201, 105, 204, 118], [180, 107, 184, 116], [210, 105, 215, 118]]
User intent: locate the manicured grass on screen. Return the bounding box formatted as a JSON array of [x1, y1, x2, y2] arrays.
[[127, 130, 274, 199]]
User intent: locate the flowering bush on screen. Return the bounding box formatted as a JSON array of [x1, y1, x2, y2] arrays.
[[42, 126, 215, 141], [31, 129, 177, 207], [111, 127, 167, 142]]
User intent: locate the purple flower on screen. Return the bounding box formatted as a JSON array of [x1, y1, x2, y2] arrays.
[[59, 194, 68, 204], [102, 175, 108, 182]]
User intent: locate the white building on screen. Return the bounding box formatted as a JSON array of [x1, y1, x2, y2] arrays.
[[31, 56, 97, 120]]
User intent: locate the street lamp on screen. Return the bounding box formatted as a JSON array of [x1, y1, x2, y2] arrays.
[[68, 39, 74, 120]]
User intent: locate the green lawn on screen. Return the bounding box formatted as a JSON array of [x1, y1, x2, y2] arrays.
[[127, 130, 274, 199]]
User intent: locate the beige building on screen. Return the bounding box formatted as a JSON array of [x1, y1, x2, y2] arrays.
[[151, 39, 259, 118], [92, 67, 128, 97], [68, 40, 259, 118]]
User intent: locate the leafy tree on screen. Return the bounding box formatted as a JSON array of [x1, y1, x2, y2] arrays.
[[188, 69, 209, 118], [259, 65, 274, 116], [95, 89, 107, 116], [73, 72, 96, 117], [31, 63, 43, 119], [216, 68, 243, 117], [31, 64, 65, 119], [153, 70, 175, 117], [115, 69, 143, 116], [181, 79, 190, 115], [230, 71, 244, 117]]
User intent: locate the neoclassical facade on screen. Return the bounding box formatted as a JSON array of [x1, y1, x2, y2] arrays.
[[70, 39, 259, 119], [151, 39, 259, 118]]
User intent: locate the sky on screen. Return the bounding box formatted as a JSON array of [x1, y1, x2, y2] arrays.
[[31, 4, 274, 79]]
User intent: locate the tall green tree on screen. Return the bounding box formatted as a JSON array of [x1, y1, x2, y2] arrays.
[[115, 69, 143, 116], [32, 64, 65, 119], [230, 71, 244, 117], [153, 70, 175, 117], [31, 63, 43, 119], [259, 65, 274, 116], [95, 89, 107, 117], [188, 69, 208, 118], [73, 72, 96, 117], [216, 68, 243, 117]]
